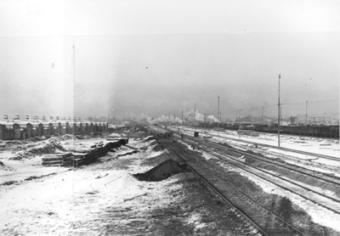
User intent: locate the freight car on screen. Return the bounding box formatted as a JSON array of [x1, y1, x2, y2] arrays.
[[198, 122, 339, 139], [255, 125, 339, 139]]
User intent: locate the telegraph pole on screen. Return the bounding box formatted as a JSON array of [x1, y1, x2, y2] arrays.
[[305, 100, 308, 125], [181, 107, 184, 131], [278, 74, 281, 147], [217, 96, 220, 135]]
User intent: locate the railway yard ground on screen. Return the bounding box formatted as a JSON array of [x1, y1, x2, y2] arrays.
[[0, 125, 340, 235]]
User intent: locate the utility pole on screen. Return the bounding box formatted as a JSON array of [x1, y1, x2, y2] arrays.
[[278, 74, 281, 148], [217, 96, 220, 135], [305, 100, 308, 125], [261, 106, 264, 124], [181, 107, 184, 131], [218, 96, 220, 122]]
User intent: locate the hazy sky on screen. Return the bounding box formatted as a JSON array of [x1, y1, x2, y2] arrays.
[[0, 0, 339, 120]]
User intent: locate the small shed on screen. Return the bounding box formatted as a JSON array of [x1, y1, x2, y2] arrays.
[[88, 122, 94, 134], [84, 122, 91, 134], [59, 121, 67, 135], [98, 123, 103, 132], [73, 122, 81, 135], [42, 123, 51, 137], [66, 122, 74, 135], [0, 122, 15, 140], [49, 122, 59, 136], [13, 123, 23, 139], [30, 123, 40, 137], [79, 122, 86, 135]]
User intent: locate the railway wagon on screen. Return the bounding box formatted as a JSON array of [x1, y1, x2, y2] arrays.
[[255, 125, 339, 139], [198, 122, 339, 139]]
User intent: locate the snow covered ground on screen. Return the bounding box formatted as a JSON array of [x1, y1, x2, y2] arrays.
[[179, 126, 340, 159], [235, 167, 340, 232], [0, 134, 253, 236]]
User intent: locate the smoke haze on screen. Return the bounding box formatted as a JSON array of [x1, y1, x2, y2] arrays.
[[1, 0, 339, 121]]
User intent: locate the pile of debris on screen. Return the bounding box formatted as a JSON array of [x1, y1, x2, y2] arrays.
[[42, 139, 129, 167], [28, 139, 65, 155], [133, 159, 188, 181]]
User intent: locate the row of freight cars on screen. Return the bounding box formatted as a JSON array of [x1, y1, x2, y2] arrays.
[[256, 125, 339, 139], [199, 122, 339, 139], [0, 120, 108, 140], [148, 125, 173, 138]]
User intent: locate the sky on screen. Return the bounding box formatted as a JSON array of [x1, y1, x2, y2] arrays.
[[0, 0, 339, 121]]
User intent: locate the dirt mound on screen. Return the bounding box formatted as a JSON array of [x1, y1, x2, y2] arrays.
[[152, 144, 163, 151], [133, 159, 188, 181], [149, 140, 158, 146]]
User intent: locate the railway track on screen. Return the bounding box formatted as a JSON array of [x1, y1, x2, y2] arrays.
[[181, 133, 340, 190], [208, 139, 340, 184], [177, 134, 340, 214], [159, 139, 305, 236], [178, 127, 340, 162]]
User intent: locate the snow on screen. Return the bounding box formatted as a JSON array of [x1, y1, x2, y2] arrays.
[[285, 160, 340, 178], [186, 138, 340, 232], [180, 126, 340, 159], [146, 149, 165, 159], [228, 166, 340, 232], [0, 137, 186, 235]]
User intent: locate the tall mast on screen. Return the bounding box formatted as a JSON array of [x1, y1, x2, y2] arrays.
[[73, 38, 76, 126], [217, 96, 220, 135], [305, 100, 308, 125], [278, 74, 281, 147], [218, 96, 220, 122]]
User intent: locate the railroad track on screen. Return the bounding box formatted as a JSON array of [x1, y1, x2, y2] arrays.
[[159, 139, 305, 236], [176, 134, 340, 215], [208, 139, 340, 184], [180, 133, 340, 188], [177, 127, 340, 162]]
